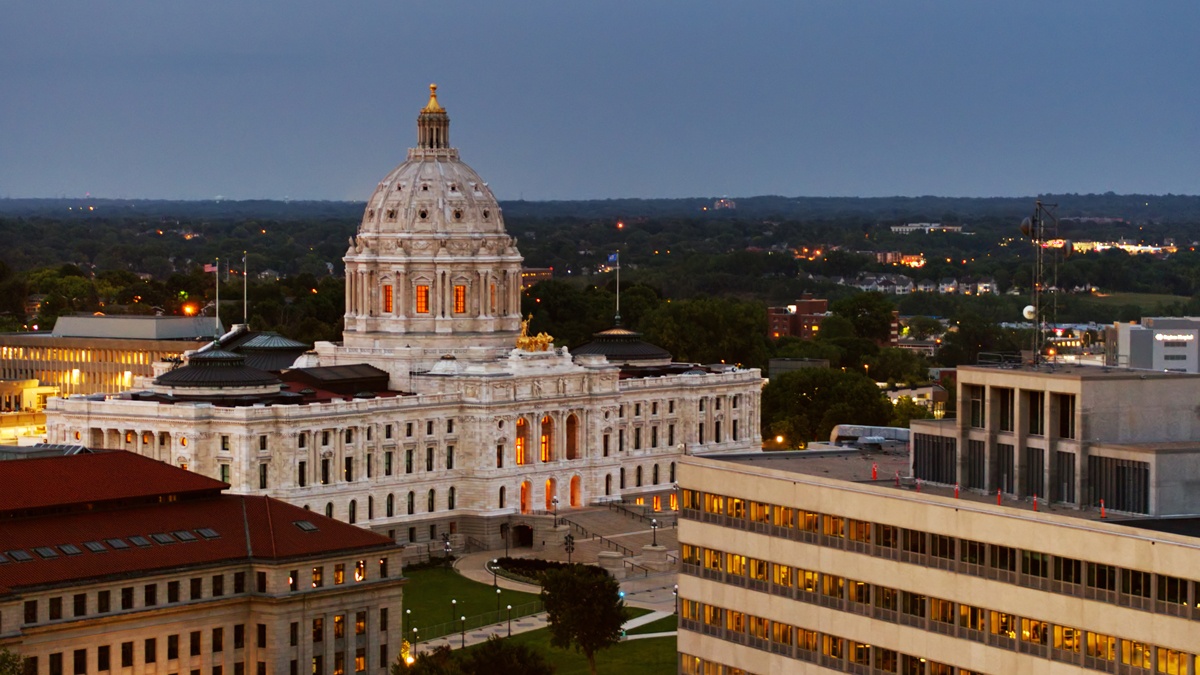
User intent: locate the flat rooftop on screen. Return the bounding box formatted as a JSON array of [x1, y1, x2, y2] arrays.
[[706, 450, 1175, 530], [960, 362, 1200, 381]]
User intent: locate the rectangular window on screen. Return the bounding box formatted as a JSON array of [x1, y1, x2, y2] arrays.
[[380, 608, 388, 631], [220, 464, 231, 484], [446, 446, 454, 470], [212, 575, 225, 597], [145, 638, 157, 664], [298, 461, 308, 487], [73, 650, 85, 675], [168, 580, 180, 603], [1054, 393, 1076, 439], [49, 654, 62, 675], [997, 387, 1015, 432], [334, 615, 346, 639], [168, 635, 179, 660], [321, 459, 330, 485], [967, 385, 985, 428], [290, 622, 299, 647], [234, 624, 245, 650], [453, 285, 466, 313], [384, 452, 393, 476], [355, 611, 366, 635], [313, 618, 324, 643], [382, 285, 393, 313], [144, 584, 158, 607], [190, 632, 201, 657], [121, 643, 134, 668], [49, 597, 63, 620], [334, 564, 345, 585], [415, 286, 429, 313], [344, 457, 353, 482], [213, 628, 224, 653], [98, 646, 111, 671], [73, 593, 86, 617], [256, 571, 267, 593], [426, 447, 434, 471], [121, 587, 134, 610], [1027, 390, 1045, 435], [259, 463, 268, 489], [98, 591, 110, 614]]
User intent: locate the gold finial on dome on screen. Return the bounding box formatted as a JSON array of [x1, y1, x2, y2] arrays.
[[422, 83, 445, 113]]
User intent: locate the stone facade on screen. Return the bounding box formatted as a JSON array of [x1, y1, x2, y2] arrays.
[[43, 86, 764, 549]]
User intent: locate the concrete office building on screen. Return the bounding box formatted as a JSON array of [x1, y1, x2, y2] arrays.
[[1108, 318, 1200, 373], [677, 450, 1200, 674]]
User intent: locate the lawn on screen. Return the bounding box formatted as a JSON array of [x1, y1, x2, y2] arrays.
[[1082, 292, 1189, 308], [625, 614, 677, 636], [402, 567, 543, 638], [463, 627, 677, 675]]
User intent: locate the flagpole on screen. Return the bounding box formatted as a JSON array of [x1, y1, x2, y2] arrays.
[[615, 252, 621, 324], [214, 257, 220, 337], [242, 250, 248, 325]]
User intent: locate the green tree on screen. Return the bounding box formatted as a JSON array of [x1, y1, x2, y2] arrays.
[[391, 645, 463, 675], [458, 636, 554, 675], [638, 297, 769, 368], [866, 348, 928, 386], [905, 316, 943, 340], [830, 292, 895, 343], [541, 565, 626, 675], [889, 396, 933, 427], [761, 368, 892, 444], [0, 648, 26, 675]]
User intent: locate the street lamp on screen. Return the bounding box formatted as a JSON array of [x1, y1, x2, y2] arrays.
[[411, 627, 419, 655], [496, 587, 502, 617], [450, 598, 456, 623], [506, 605, 512, 637], [564, 533, 575, 564], [443, 538, 452, 568], [552, 496, 559, 526], [405, 608, 411, 636], [459, 616, 466, 649], [491, 558, 498, 587], [673, 584, 679, 615], [651, 518, 659, 547]]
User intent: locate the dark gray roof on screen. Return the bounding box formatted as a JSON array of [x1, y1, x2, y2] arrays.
[[155, 350, 282, 389], [240, 333, 310, 350], [574, 326, 672, 363]]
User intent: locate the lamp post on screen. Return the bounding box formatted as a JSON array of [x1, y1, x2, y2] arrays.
[[651, 518, 659, 547], [564, 533, 575, 564], [459, 615, 466, 649], [411, 627, 419, 655], [450, 598, 456, 624], [443, 538, 452, 568], [552, 496, 559, 527], [405, 608, 411, 636], [491, 558, 498, 587], [673, 584, 679, 615], [506, 605, 512, 637]]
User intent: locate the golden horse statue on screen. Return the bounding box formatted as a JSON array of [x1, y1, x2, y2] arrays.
[[516, 315, 555, 352]]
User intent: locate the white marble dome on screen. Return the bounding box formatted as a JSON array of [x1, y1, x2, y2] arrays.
[[358, 85, 505, 237]]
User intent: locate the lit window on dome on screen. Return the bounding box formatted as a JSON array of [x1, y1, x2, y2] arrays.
[[395, 184, 403, 191], [449, 183, 458, 192], [482, 210, 490, 220], [386, 209, 396, 220], [418, 209, 428, 220], [421, 184, 429, 192], [453, 210, 463, 220]]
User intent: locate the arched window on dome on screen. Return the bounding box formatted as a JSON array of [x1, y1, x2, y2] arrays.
[[454, 285, 466, 314]]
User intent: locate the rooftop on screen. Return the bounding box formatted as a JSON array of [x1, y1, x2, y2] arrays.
[[961, 361, 1200, 381], [50, 315, 224, 341]]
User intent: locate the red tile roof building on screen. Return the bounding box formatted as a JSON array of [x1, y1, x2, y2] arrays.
[[0, 451, 405, 675]]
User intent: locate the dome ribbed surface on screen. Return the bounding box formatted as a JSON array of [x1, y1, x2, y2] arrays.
[[574, 326, 672, 362], [156, 350, 282, 388]]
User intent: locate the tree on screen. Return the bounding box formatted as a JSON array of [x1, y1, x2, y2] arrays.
[[0, 648, 26, 675], [761, 368, 892, 444], [541, 565, 626, 675], [458, 636, 554, 675], [890, 395, 933, 428], [391, 645, 463, 675], [905, 316, 943, 341], [830, 292, 895, 343]]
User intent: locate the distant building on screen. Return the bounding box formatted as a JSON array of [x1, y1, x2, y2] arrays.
[[890, 222, 964, 234], [519, 267, 553, 290], [767, 297, 828, 340], [0, 451, 405, 675], [713, 198, 736, 210], [0, 316, 220, 396], [1109, 318, 1200, 373]]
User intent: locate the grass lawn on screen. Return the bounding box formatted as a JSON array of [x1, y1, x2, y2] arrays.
[[403, 567, 542, 636], [1082, 292, 1189, 308], [463, 627, 677, 675], [626, 614, 677, 636]]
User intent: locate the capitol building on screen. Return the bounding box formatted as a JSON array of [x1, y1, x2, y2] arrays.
[[44, 86, 764, 552]]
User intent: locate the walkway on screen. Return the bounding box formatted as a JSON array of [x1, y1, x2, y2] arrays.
[[408, 551, 676, 653]]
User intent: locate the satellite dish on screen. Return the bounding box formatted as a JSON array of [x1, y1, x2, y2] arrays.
[[1019, 217, 1033, 238], [1023, 305, 1037, 320]]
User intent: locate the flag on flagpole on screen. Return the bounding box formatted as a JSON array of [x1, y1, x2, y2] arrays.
[[204, 263, 217, 273], [607, 252, 619, 264]]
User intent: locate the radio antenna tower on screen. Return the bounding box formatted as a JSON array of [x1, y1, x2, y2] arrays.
[[1019, 200, 1060, 366]]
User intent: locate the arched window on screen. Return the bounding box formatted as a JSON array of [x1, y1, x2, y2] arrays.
[[386, 494, 395, 517], [570, 475, 581, 507], [325, 503, 334, 518], [520, 481, 531, 514], [605, 474, 612, 496], [670, 462, 676, 483], [620, 468, 626, 489], [544, 478, 557, 511], [349, 500, 357, 524], [448, 487, 456, 510], [499, 486, 506, 508], [496, 444, 504, 468], [540, 415, 555, 462], [636, 466, 643, 487], [407, 491, 415, 515], [515, 418, 529, 465], [427, 489, 436, 512], [566, 414, 579, 460], [653, 464, 660, 485]]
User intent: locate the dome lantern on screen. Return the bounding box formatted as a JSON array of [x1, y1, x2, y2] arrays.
[[417, 83, 450, 149]]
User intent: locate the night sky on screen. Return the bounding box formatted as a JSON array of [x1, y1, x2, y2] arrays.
[[3, 1, 1198, 201]]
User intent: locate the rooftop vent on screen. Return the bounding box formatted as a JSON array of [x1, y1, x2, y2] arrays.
[[83, 541, 106, 553], [59, 544, 83, 556], [196, 528, 220, 540], [294, 521, 318, 533], [6, 550, 34, 562]]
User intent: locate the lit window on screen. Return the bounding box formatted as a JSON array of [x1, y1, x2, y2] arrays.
[[454, 285, 466, 313], [354, 560, 365, 582], [382, 285, 393, 313], [415, 286, 429, 314]]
